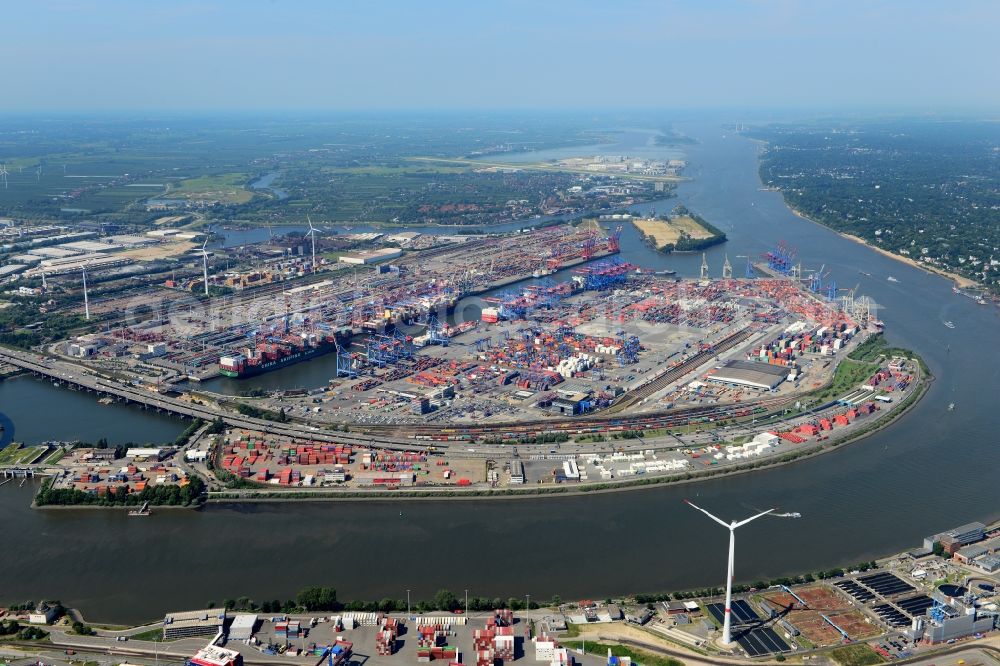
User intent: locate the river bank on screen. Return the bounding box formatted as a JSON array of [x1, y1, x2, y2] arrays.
[[786, 206, 981, 291]]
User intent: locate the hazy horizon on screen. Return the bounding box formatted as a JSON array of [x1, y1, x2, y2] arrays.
[[3, 0, 999, 114]]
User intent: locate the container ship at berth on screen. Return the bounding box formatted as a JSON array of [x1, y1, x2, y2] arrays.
[[219, 328, 350, 378]]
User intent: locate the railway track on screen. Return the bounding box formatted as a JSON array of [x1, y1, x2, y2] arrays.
[[607, 326, 757, 413], [358, 394, 791, 440]]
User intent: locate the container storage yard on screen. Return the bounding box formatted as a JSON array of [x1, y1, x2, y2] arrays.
[[10, 220, 921, 496]]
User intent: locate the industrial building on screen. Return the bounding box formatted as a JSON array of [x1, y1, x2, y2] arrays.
[[28, 603, 59, 625], [708, 359, 791, 391], [228, 614, 258, 641], [510, 460, 525, 484], [353, 471, 415, 487], [163, 609, 227, 640], [339, 248, 403, 265], [189, 645, 243, 666], [923, 522, 986, 554]]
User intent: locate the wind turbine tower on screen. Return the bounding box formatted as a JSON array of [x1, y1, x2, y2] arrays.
[[0, 164, 8, 189], [306, 216, 319, 273], [686, 500, 774, 646], [82, 264, 91, 320], [198, 240, 211, 296]]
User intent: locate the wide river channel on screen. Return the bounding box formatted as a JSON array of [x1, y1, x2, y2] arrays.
[[1, 121, 997, 624]]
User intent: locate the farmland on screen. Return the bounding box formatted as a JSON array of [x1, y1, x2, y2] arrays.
[[0, 115, 669, 227], [167, 173, 254, 204]]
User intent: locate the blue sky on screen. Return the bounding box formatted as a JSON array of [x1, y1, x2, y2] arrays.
[[2, 0, 998, 112]]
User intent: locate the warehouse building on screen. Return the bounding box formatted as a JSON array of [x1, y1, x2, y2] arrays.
[[228, 614, 258, 641], [163, 609, 227, 640], [510, 460, 525, 484], [924, 522, 986, 553], [339, 248, 403, 265], [353, 471, 414, 487], [707, 359, 790, 391]]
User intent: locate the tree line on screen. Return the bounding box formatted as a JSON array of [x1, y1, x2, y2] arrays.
[[34, 475, 206, 507]]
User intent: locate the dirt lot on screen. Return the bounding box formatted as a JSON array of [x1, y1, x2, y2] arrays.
[[763, 586, 879, 646], [632, 216, 715, 248], [119, 239, 197, 261], [828, 610, 881, 640]]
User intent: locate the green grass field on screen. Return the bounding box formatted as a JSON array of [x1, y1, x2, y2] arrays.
[[826, 643, 886, 666], [806, 358, 878, 405], [561, 641, 684, 666], [167, 173, 253, 204], [0, 443, 50, 465], [129, 628, 165, 642], [43, 448, 66, 465]]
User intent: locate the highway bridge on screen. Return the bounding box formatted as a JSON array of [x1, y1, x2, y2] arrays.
[[0, 336, 788, 456], [0, 347, 425, 452]]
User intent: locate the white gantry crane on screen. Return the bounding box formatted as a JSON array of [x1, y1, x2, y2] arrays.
[[685, 500, 775, 646]]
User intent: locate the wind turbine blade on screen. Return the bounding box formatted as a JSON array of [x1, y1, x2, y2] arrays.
[[734, 508, 774, 528], [685, 500, 730, 529]]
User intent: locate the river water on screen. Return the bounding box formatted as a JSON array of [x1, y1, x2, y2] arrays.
[[1, 120, 998, 624]]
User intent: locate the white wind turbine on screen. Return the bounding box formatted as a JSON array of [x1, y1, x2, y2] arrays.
[[81, 263, 91, 320], [0, 164, 8, 189], [685, 500, 775, 646], [197, 239, 211, 296], [306, 216, 319, 273]]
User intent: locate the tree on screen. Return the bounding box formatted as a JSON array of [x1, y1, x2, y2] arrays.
[[296, 587, 339, 611], [71, 621, 95, 636], [434, 589, 458, 612]]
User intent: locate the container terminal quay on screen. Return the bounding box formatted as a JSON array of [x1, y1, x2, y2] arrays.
[[0, 219, 928, 499]]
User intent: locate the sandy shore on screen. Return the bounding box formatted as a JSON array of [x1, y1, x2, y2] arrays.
[[787, 206, 978, 289]]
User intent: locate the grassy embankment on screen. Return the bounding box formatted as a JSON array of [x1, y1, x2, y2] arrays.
[[824, 643, 887, 665]]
